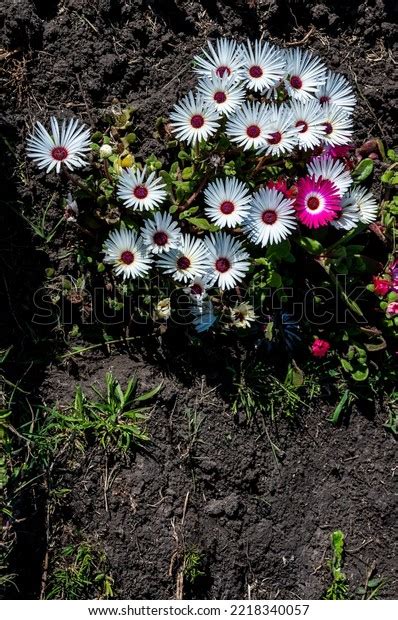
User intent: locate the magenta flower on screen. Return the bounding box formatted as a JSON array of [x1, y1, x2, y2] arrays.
[[372, 276, 390, 296], [294, 176, 341, 228], [324, 144, 353, 159], [311, 338, 331, 358], [387, 302, 398, 316]]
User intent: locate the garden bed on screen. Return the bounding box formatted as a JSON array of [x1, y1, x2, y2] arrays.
[[1, 0, 397, 601]]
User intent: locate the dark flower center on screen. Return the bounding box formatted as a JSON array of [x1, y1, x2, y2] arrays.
[[215, 257, 231, 273], [324, 122, 333, 135], [307, 196, 320, 210], [190, 283, 204, 295], [319, 95, 330, 104], [214, 91, 227, 104], [290, 75, 303, 89], [177, 256, 191, 270], [191, 114, 205, 128], [153, 231, 168, 246], [296, 120, 308, 133], [51, 146, 68, 161], [247, 124, 261, 138], [249, 65, 263, 78], [133, 185, 148, 199], [262, 210, 278, 224], [120, 250, 135, 265], [268, 131, 282, 145], [220, 200, 235, 214], [216, 65, 231, 77]]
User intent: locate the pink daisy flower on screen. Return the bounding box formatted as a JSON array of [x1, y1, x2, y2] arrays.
[[311, 338, 331, 358], [294, 176, 341, 229]]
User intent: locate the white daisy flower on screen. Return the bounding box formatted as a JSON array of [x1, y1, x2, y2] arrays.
[[204, 177, 252, 228], [307, 154, 353, 196], [193, 38, 245, 81], [196, 75, 245, 117], [240, 39, 286, 93], [140, 212, 182, 254], [285, 48, 327, 101], [204, 232, 250, 290], [242, 188, 296, 246], [225, 101, 271, 150], [257, 104, 298, 157], [290, 99, 326, 150], [117, 166, 167, 211], [230, 302, 257, 328], [26, 117, 91, 173], [316, 70, 356, 112], [321, 104, 353, 146], [183, 275, 212, 302], [331, 194, 360, 230], [170, 91, 220, 145], [191, 300, 217, 333], [346, 186, 378, 224], [103, 229, 152, 280], [158, 234, 208, 283]]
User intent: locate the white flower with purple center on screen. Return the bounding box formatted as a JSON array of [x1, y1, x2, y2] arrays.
[[170, 91, 220, 145], [290, 99, 326, 150], [331, 194, 360, 231], [183, 275, 212, 302], [204, 232, 250, 290], [157, 234, 208, 283], [321, 104, 353, 146], [193, 38, 245, 81], [307, 154, 353, 196], [243, 188, 296, 246], [117, 166, 167, 211], [26, 117, 91, 173], [315, 70, 356, 112], [240, 39, 286, 92], [140, 212, 182, 254], [345, 186, 378, 224], [225, 101, 271, 150], [204, 177, 252, 228], [285, 48, 327, 101], [196, 75, 245, 117], [103, 229, 153, 280], [257, 104, 299, 157]]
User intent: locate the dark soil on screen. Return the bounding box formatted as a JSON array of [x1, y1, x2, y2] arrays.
[[1, 0, 397, 601]]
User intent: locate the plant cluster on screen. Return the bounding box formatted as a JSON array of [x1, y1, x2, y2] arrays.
[[25, 37, 397, 372]]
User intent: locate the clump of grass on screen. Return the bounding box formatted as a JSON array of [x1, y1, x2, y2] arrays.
[[231, 360, 311, 422], [31, 372, 162, 461], [324, 530, 349, 600], [183, 547, 205, 585], [46, 542, 114, 600]]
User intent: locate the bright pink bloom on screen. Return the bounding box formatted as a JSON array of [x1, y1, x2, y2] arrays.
[[324, 144, 353, 159], [387, 302, 398, 316], [389, 259, 398, 291], [311, 338, 331, 358], [294, 176, 341, 228], [372, 276, 390, 296]]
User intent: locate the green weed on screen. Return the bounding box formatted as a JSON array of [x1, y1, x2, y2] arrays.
[[46, 543, 114, 600], [183, 548, 205, 585], [324, 530, 349, 600]]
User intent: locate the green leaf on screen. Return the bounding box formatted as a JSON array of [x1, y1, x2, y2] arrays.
[[352, 158, 374, 181], [328, 390, 350, 425], [179, 206, 199, 219], [352, 366, 369, 381], [341, 359, 353, 372], [181, 166, 194, 180], [297, 237, 324, 254], [135, 383, 163, 402], [185, 217, 219, 232]]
